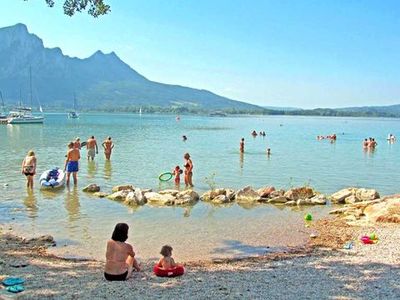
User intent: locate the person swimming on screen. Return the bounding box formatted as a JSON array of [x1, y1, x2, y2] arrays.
[[251, 130, 258, 137], [363, 138, 369, 148], [240, 138, 245, 153], [182, 135, 187, 142]]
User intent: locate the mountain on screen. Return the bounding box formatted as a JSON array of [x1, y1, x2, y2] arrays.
[[0, 23, 262, 112], [337, 104, 400, 115]]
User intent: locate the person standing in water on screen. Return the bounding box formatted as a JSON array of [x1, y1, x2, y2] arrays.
[[86, 136, 98, 161], [21, 150, 37, 189], [240, 138, 245, 153], [64, 142, 80, 185], [102, 136, 114, 160], [74, 137, 81, 150], [184, 153, 193, 187]]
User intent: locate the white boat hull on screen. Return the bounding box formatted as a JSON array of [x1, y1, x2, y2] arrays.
[[8, 116, 44, 124], [39, 169, 65, 189]]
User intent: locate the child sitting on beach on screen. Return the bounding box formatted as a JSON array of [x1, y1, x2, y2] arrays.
[[173, 166, 183, 185], [158, 245, 178, 269]]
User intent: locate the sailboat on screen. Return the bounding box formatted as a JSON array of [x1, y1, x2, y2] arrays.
[[0, 91, 7, 120], [68, 94, 79, 119], [139, 107, 142, 116], [7, 67, 44, 124]]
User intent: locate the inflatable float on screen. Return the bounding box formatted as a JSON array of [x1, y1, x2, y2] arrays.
[[153, 264, 185, 277], [158, 172, 173, 182], [39, 168, 65, 189]]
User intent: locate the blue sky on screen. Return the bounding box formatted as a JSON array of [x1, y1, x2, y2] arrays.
[[1, 0, 399, 108]]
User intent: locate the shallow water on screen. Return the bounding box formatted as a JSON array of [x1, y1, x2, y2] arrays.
[[0, 114, 398, 261]]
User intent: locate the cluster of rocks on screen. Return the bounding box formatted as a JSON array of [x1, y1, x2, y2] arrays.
[[82, 184, 200, 206], [201, 186, 327, 206], [329, 188, 400, 225]]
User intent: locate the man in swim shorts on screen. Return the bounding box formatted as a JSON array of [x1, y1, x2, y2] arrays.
[[86, 136, 98, 161], [64, 142, 80, 185]]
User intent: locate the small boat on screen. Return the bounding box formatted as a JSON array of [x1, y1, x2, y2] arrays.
[[68, 94, 79, 119], [139, 107, 142, 116], [39, 168, 66, 189]]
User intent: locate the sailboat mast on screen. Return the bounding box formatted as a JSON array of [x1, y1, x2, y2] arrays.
[[29, 65, 33, 108]]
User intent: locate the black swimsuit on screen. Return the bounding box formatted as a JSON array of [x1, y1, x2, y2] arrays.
[[104, 270, 128, 281]]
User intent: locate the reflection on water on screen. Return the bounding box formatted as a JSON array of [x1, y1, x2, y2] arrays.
[[104, 160, 112, 180], [23, 190, 38, 218], [239, 152, 244, 175], [65, 186, 80, 221], [87, 160, 97, 178]]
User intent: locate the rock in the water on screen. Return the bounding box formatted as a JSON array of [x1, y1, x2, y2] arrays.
[[201, 188, 235, 203], [107, 190, 130, 201], [285, 200, 297, 206], [82, 184, 100, 193], [235, 186, 261, 202], [93, 192, 109, 198], [310, 194, 327, 205], [112, 185, 134, 193], [269, 190, 285, 198], [355, 188, 380, 202], [211, 194, 230, 204], [257, 186, 276, 198], [284, 187, 314, 201], [330, 188, 356, 204], [145, 192, 175, 206], [24, 235, 56, 247], [175, 190, 200, 205], [267, 196, 288, 204], [297, 199, 313, 205], [124, 189, 147, 206], [159, 189, 180, 196]]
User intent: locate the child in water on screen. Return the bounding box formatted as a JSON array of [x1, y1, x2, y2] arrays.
[[158, 245, 179, 269], [173, 166, 183, 185]]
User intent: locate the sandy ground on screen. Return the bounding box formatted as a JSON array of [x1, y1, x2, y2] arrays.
[[1, 218, 400, 300]]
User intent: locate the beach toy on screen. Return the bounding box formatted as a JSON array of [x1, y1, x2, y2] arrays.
[[6, 285, 25, 293], [80, 141, 87, 147], [369, 233, 377, 240], [304, 213, 313, 221], [158, 172, 173, 182], [2, 277, 25, 286], [361, 236, 374, 244], [153, 264, 185, 277], [343, 241, 353, 250]]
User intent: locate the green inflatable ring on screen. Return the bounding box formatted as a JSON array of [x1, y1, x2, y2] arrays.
[[159, 172, 173, 181]]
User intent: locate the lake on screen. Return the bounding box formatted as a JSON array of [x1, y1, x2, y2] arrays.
[[0, 113, 398, 261]]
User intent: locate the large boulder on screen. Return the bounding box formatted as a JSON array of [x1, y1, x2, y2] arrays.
[[269, 190, 285, 198], [310, 194, 327, 205], [82, 184, 100, 193], [107, 190, 130, 201], [145, 192, 175, 206], [284, 187, 314, 201], [355, 188, 380, 202], [112, 185, 134, 193], [201, 188, 235, 203], [330, 188, 356, 204], [257, 186, 276, 198], [364, 196, 400, 223], [175, 190, 200, 205], [211, 194, 231, 204], [124, 189, 147, 206], [235, 186, 261, 202]]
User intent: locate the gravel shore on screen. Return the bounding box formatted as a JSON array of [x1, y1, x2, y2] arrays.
[[1, 218, 400, 299]]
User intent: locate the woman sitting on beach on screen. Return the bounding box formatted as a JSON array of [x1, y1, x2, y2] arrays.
[[104, 223, 140, 281], [21, 150, 37, 189]]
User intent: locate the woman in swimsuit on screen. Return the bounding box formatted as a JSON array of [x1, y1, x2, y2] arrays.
[[184, 153, 193, 187], [104, 223, 141, 281], [102, 136, 114, 160], [21, 150, 37, 189]]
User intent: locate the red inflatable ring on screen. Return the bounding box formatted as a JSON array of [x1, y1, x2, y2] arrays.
[[153, 264, 185, 277]]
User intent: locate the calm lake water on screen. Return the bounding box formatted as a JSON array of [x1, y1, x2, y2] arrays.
[[0, 113, 398, 261]]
